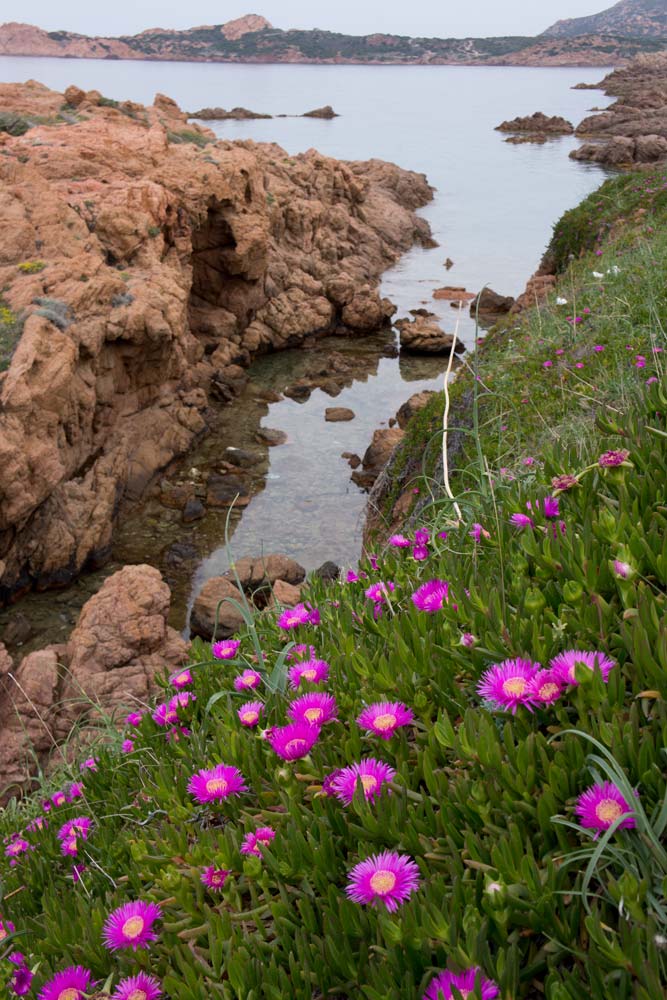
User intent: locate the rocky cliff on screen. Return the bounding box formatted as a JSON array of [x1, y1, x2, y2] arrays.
[[0, 81, 433, 604], [542, 0, 667, 39]]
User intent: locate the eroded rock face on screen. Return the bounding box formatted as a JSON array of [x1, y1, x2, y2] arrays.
[[0, 565, 187, 799], [496, 111, 574, 134], [397, 312, 463, 354], [0, 82, 433, 603]]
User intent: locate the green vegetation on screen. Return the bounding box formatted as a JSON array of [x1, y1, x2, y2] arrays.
[[17, 261, 46, 275], [0, 171, 666, 999], [166, 128, 214, 148], [0, 299, 23, 372]]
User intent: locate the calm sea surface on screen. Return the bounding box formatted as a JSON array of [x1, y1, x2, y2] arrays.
[[0, 58, 614, 645]]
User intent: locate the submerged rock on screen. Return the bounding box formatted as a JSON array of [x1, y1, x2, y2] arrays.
[[397, 312, 463, 355], [325, 407, 355, 422], [190, 106, 273, 120], [224, 553, 307, 590]]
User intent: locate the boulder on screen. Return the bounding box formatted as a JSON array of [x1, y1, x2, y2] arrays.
[[225, 447, 262, 468], [206, 474, 250, 508], [303, 105, 339, 119], [325, 407, 355, 422], [433, 286, 475, 302], [190, 106, 272, 120], [190, 576, 246, 639], [342, 451, 361, 469], [182, 497, 206, 522], [0, 642, 13, 675], [570, 137, 636, 165], [470, 288, 516, 317], [396, 390, 437, 429], [496, 112, 574, 134], [270, 579, 303, 607], [313, 561, 340, 582], [64, 84, 86, 108], [256, 428, 288, 446], [341, 287, 395, 332], [224, 553, 306, 590], [397, 313, 463, 355], [353, 427, 405, 490]]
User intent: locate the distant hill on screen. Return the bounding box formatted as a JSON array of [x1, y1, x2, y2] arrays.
[[0, 12, 665, 66], [542, 0, 667, 39]]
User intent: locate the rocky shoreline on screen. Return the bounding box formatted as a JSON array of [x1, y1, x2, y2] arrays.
[[0, 80, 434, 606]]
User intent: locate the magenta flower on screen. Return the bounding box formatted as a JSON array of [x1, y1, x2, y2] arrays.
[[365, 581, 395, 604], [102, 900, 161, 951], [414, 529, 430, 544], [346, 570, 362, 582], [278, 603, 318, 629], [331, 759, 396, 805], [201, 866, 231, 891], [635, 355, 646, 368], [613, 559, 633, 579], [423, 967, 499, 1000], [594, 344, 605, 352], [469, 523, 489, 542], [389, 534, 411, 548], [543, 360, 553, 369], [288, 658, 330, 689], [345, 851, 420, 912], [268, 722, 321, 760], [0, 919, 15, 941], [66, 782, 84, 802], [80, 757, 98, 772], [598, 449, 630, 468], [188, 764, 247, 804], [125, 712, 143, 726], [170, 668, 193, 689], [212, 639, 241, 660], [509, 513, 534, 529], [575, 781, 637, 832], [112, 972, 163, 1000], [152, 701, 178, 727], [412, 579, 449, 613], [233, 669, 262, 691], [552, 474, 578, 491], [241, 826, 276, 857], [45, 791, 66, 810], [412, 544, 429, 561], [461, 632, 476, 647], [357, 702, 414, 740], [37, 966, 92, 1000], [4, 838, 29, 859], [526, 669, 563, 706], [550, 649, 616, 685], [237, 700, 263, 727], [288, 692, 338, 726], [286, 644, 316, 662], [11, 957, 33, 996], [57, 817, 92, 856], [26, 816, 47, 833], [543, 496, 560, 519], [121, 738, 136, 753], [477, 658, 538, 714]]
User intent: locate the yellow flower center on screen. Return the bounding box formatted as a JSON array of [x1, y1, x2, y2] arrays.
[[596, 798, 623, 824], [128, 991, 148, 1000], [241, 673, 255, 686], [503, 677, 526, 697], [175, 673, 189, 684], [241, 711, 258, 724], [304, 708, 323, 723], [285, 738, 307, 754], [539, 683, 559, 700], [361, 775, 378, 793], [373, 713, 397, 732], [58, 990, 80, 1000], [302, 669, 316, 681], [0, 929, 6, 940], [369, 870, 397, 895], [121, 915, 145, 939], [205, 778, 229, 795]]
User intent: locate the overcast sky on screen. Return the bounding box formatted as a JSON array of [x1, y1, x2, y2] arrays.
[[3, 1, 610, 38]]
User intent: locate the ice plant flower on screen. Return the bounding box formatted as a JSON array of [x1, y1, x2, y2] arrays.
[[469, 522, 489, 542], [598, 449, 630, 468], [241, 826, 276, 857], [237, 700, 263, 727], [80, 757, 98, 772], [331, 759, 396, 805], [201, 867, 231, 891], [288, 657, 330, 689], [0, 918, 15, 941], [111, 972, 163, 1000], [170, 668, 193, 689], [423, 967, 500, 1000], [357, 702, 414, 740], [412, 544, 429, 561], [37, 966, 92, 1000], [509, 513, 534, 529], [10, 954, 33, 996], [58, 817, 92, 856], [286, 644, 316, 662], [552, 474, 578, 491], [26, 816, 47, 832], [527, 669, 563, 706], [389, 533, 411, 548], [613, 559, 633, 579], [152, 701, 179, 727], [288, 692, 338, 726], [575, 781, 637, 833], [268, 722, 321, 760], [278, 603, 318, 629], [102, 900, 162, 952], [212, 639, 241, 660], [365, 581, 395, 604], [411, 579, 449, 612], [543, 496, 560, 519], [461, 632, 476, 647], [233, 669, 262, 692], [550, 649, 616, 685], [345, 851, 420, 912], [125, 712, 143, 726], [121, 739, 136, 754], [477, 658, 538, 714], [4, 838, 29, 859], [188, 764, 247, 804]]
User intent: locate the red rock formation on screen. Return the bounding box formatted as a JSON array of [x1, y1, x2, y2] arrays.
[[0, 82, 433, 602]]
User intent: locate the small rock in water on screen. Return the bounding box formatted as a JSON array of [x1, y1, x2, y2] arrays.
[[313, 561, 340, 582], [342, 451, 362, 469], [256, 427, 288, 446], [444, 258, 454, 269], [325, 407, 355, 422], [284, 383, 312, 402], [182, 498, 206, 523], [225, 447, 262, 468], [206, 474, 250, 508]]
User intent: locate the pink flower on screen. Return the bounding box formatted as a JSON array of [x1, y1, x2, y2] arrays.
[[411, 579, 449, 613], [170, 668, 193, 689], [212, 639, 241, 660], [37, 966, 92, 1000], [345, 851, 420, 912], [125, 712, 143, 726], [4, 838, 29, 859], [613, 559, 633, 579], [102, 900, 161, 951], [526, 669, 563, 706], [509, 513, 534, 529], [357, 702, 414, 740], [152, 701, 179, 727], [598, 449, 630, 468], [121, 739, 136, 753], [551, 474, 578, 491], [477, 658, 538, 714], [286, 644, 316, 663], [550, 649, 616, 685], [57, 817, 92, 857], [412, 544, 429, 561], [201, 867, 231, 892], [575, 781, 636, 832], [461, 632, 476, 647], [237, 700, 263, 727], [278, 603, 319, 629], [364, 581, 395, 604], [188, 764, 247, 804], [543, 360, 553, 369], [389, 534, 411, 548], [79, 757, 98, 772], [268, 722, 321, 760], [288, 658, 330, 689], [331, 759, 396, 805], [543, 496, 560, 519], [635, 355, 646, 368], [111, 972, 162, 1000], [233, 669, 262, 692], [469, 523, 489, 542], [423, 968, 499, 1000], [241, 826, 275, 857], [346, 570, 362, 582], [287, 692, 338, 726], [594, 344, 605, 352], [0, 919, 15, 941]]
